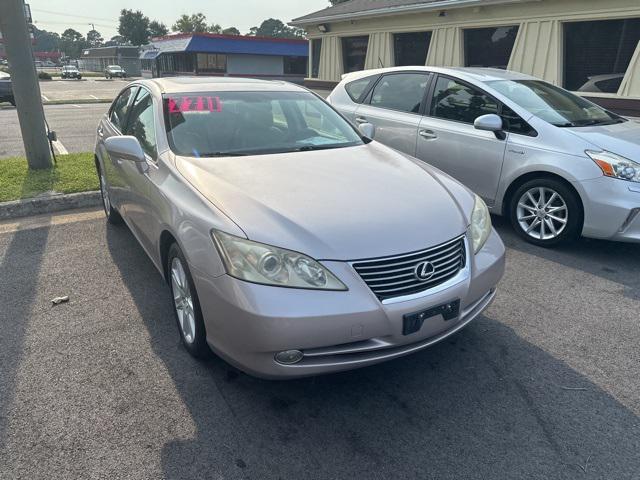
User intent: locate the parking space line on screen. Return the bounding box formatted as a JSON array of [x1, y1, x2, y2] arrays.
[[52, 139, 69, 155], [41, 94, 50, 102], [89, 95, 99, 100], [72, 104, 82, 108]]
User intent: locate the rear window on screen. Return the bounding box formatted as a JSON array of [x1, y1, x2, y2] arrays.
[[163, 91, 364, 157], [345, 76, 378, 103]]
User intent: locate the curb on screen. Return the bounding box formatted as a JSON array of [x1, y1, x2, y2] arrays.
[[0, 191, 102, 220]]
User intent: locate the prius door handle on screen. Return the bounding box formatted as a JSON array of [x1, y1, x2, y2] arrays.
[[355, 116, 368, 124], [419, 129, 438, 139], [97, 126, 104, 137]]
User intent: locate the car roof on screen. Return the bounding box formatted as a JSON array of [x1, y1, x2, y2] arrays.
[[341, 66, 538, 84], [142, 76, 309, 94]]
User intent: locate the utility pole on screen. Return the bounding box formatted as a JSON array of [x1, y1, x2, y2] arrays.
[[0, 0, 52, 169]]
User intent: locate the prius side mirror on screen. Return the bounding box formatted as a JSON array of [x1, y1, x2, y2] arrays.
[[358, 122, 375, 140], [105, 136, 146, 163], [474, 114, 506, 140]]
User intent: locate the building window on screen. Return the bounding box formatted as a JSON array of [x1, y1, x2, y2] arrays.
[[342, 36, 369, 73], [196, 53, 226, 74], [284, 56, 307, 75], [564, 18, 640, 93], [311, 39, 322, 78], [394, 32, 432, 67], [464, 26, 519, 69]]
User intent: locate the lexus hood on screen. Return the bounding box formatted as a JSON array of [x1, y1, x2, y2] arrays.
[[176, 143, 473, 260], [567, 119, 640, 161]]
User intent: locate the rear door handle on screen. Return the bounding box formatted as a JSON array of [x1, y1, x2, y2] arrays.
[[355, 116, 368, 124], [419, 129, 438, 140]]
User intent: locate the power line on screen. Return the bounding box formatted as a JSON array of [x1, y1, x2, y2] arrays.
[[30, 8, 116, 23]]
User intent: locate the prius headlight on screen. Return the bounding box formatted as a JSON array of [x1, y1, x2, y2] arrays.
[[211, 230, 347, 290], [469, 195, 492, 254], [586, 150, 640, 183]]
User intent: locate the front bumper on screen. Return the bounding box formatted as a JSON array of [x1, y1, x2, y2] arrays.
[[575, 176, 640, 242], [192, 230, 506, 379]]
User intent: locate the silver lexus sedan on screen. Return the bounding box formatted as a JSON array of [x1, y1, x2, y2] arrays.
[[95, 77, 505, 379], [328, 67, 640, 247]]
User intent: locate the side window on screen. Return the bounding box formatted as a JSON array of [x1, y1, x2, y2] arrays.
[[345, 76, 377, 103], [125, 89, 157, 158], [430, 76, 498, 124], [109, 87, 136, 131], [501, 105, 537, 137], [369, 73, 430, 114]]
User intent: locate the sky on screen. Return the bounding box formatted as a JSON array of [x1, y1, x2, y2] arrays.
[[28, 0, 330, 38]]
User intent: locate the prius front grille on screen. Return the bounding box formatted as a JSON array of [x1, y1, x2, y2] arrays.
[[351, 236, 466, 301]]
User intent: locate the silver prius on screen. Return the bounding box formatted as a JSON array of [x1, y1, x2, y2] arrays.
[[328, 67, 640, 246], [95, 77, 505, 378]]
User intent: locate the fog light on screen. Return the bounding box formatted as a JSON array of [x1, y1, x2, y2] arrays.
[[275, 350, 303, 365]]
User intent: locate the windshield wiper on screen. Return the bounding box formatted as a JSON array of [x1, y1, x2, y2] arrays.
[[551, 122, 576, 127], [198, 152, 249, 157], [294, 143, 353, 152]]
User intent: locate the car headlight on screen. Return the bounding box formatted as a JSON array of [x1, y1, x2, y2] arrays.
[[211, 230, 347, 291], [469, 195, 492, 254], [586, 150, 640, 183]]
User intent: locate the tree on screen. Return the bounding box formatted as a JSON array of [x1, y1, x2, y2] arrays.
[[104, 35, 128, 47], [86, 29, 103, 48], [118, 9, 150, 46], [60, 28, 86, 58], [249, 18, 305, 39], [222, 27, 241, 36], [172, 13, 209, 33], [148, 20, 168, 38], [33, 27, 60, 52], [209, 24, 222, 34]]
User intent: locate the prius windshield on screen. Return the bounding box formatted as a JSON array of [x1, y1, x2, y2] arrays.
[[163, 91, 364, 157], [487, 80, 625, 127]]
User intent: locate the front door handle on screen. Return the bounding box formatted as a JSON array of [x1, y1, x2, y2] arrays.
[[97, 126, 104, 137], [419, 129, 438, 139], [355, 116, 368, 124]]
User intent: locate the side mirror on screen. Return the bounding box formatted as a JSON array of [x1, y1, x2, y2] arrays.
[[104, 136, 145, 163], [358, 122, 375, 140], [474, 114, 503, 132]]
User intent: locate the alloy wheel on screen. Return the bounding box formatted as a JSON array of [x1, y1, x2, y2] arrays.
[[99, 171, 111, 215], [516, 187, 568, 241], [171, 257, 196, 344]]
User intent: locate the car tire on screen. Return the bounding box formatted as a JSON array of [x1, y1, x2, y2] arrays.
[[509, 178, 582, 247], [167, 243, 211, 359], [97, 163, 123, 225]]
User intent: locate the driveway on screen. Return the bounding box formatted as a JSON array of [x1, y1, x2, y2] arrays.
[[0, 210, 638, 479]]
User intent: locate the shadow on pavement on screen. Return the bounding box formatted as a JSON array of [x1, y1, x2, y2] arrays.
[[0, 224, 50, 449], [493, 216, 640, 299], [107, 223, 640, 480]]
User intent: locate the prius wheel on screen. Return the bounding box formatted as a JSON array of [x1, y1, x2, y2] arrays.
[[509, 178, 582, 247], [168, 244, 211, 359], [97, 164, 122, 224]]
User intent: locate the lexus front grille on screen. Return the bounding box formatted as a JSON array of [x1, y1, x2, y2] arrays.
[[351, 235, 466, 301]]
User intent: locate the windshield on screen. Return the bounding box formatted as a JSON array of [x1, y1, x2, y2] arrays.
[[487, 80, 625, 127], [108, 66, 122, 70], [63, 66, 77, 71], [163, 91, 364, 157]]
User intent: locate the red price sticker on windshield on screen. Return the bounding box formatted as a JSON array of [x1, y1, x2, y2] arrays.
[[167, 96, 223, 113]]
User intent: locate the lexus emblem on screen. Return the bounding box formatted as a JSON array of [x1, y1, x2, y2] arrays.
[[414, 261, 435, 281]]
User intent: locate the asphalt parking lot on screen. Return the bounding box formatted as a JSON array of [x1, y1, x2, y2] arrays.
[[0, 209, 638, 479], [39, 77, 132, 103], [0, 103, 108, 158]]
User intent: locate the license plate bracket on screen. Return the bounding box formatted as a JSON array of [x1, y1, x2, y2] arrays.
[[402, 299, 460, 336]]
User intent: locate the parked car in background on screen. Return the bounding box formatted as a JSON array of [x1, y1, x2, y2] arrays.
[[61, 65, 82, 80], [105, 65, 127, 79], [95, 77, 505, 378], [577, 73, 625, 94], [0, 71, 14, 106], [328, 67, 640, 246]]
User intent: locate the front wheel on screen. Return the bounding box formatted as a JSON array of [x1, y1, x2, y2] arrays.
[[168, 244, 211, 359], [509, 178, 582, 247], [97, 164, 122, 224]]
